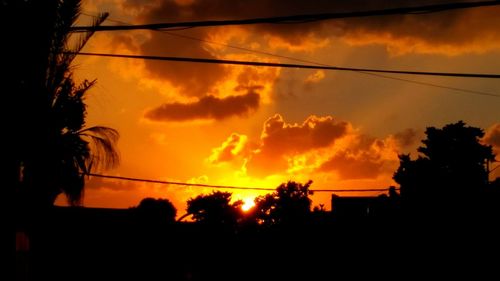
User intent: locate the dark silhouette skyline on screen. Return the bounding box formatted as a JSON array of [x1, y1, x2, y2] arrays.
[[10, 1, 500, 280], [18, 120, 499, 280]]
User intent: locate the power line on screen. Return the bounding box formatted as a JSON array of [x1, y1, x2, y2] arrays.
[[88, 173, 275, 191], [149, 30, 500, 97], [80, 12, 499, 98], [86, 173, 396, 193], [71, 1, 500, 32], [82, 12, 318, 64], [355, 71, 500, 98], [69, 52, 500, 82], [83, 12, 340, 66]]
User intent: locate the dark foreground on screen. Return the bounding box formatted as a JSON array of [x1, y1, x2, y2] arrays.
[[17, 207, 499, 280]]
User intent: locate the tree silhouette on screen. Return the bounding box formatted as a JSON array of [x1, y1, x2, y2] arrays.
[[11, 0, 118, 208], [182, 191, 243, 225], [393, 121, 495, 215], [253, 180, 313, 226], [135, 198, 177, 224]]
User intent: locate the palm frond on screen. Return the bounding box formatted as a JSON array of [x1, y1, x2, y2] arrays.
[[26, 0, 118, 207], [79, 126, 120, 172], [47, 2, 107, 99], [46, 0, 82, 95], [65, 11, 109, 66]]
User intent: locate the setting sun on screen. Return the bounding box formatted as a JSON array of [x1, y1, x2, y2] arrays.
[[48, 0, 499, 212], [11, 1, 500, 280], [241, 198, 255, 212]]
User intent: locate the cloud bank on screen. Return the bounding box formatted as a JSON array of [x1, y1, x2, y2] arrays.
[[207, 114, 418, 180]]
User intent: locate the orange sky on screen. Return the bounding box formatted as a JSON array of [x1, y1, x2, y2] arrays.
[[57, 0, 500, 213]]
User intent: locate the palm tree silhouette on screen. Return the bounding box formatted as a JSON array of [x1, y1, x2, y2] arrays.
[[20, 0, 118, 207]]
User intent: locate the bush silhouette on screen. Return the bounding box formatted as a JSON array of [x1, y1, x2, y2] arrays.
[[135, 198, 177, 224]]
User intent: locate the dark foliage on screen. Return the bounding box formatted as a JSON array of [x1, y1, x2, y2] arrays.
[[393, 121, 495, 216], [135, 198, 177, 223], [253, 180, 313, 226], [185, 191, 243, 226]]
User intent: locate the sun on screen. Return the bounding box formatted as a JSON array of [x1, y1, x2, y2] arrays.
[[241, 198, 255, 212]]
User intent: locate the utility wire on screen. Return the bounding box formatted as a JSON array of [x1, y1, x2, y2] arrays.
[[86, 173, 397, 193], [80, 12, 499, 98], [82, 13, 317, 64], [71, 1, 500, 32], [69, 52, 500, 82], [355, 71, 499, 98], [83, 12, 337, 65]]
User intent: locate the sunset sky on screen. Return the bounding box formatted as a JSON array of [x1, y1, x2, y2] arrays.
[[58, 0, 500, 213]]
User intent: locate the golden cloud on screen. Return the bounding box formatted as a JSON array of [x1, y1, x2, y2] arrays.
[[304, 70, 326, 84], [207, 133, 249, 164], [484, 123, 500, 155], [96, 1, 500, 128], [207, 114, 416, 180], [258, 114, 348, 156], [341, 5, 500, 55], [241, 114, 349, 177]]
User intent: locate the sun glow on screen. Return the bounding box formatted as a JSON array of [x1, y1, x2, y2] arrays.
[[241, 198, 255, 212]]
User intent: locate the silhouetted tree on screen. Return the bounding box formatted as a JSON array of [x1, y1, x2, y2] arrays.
[[393, 121, 495, 215], [11, 0, 118, 208], [183, 191, 243, 225], [254, 180, 313, 226], [135, 198, 177, 224]]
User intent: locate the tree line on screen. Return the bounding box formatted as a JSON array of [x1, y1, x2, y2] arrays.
[[136, 120, 499, 227]]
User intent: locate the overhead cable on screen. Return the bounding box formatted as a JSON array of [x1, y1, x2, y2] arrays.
[[72, 1, 500, 32]]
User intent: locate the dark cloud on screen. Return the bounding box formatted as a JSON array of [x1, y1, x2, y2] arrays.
[[113, 0, 500, 121], [121, 0, 500, 58], [121, 0, 362, 59], [144, 89, 260, 121], [139, 31, 228, 97], [393, 128, 419, 148], [125, 0, 331, 22], [318, 151, 383, 180], [317, 134, 398, 180]]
